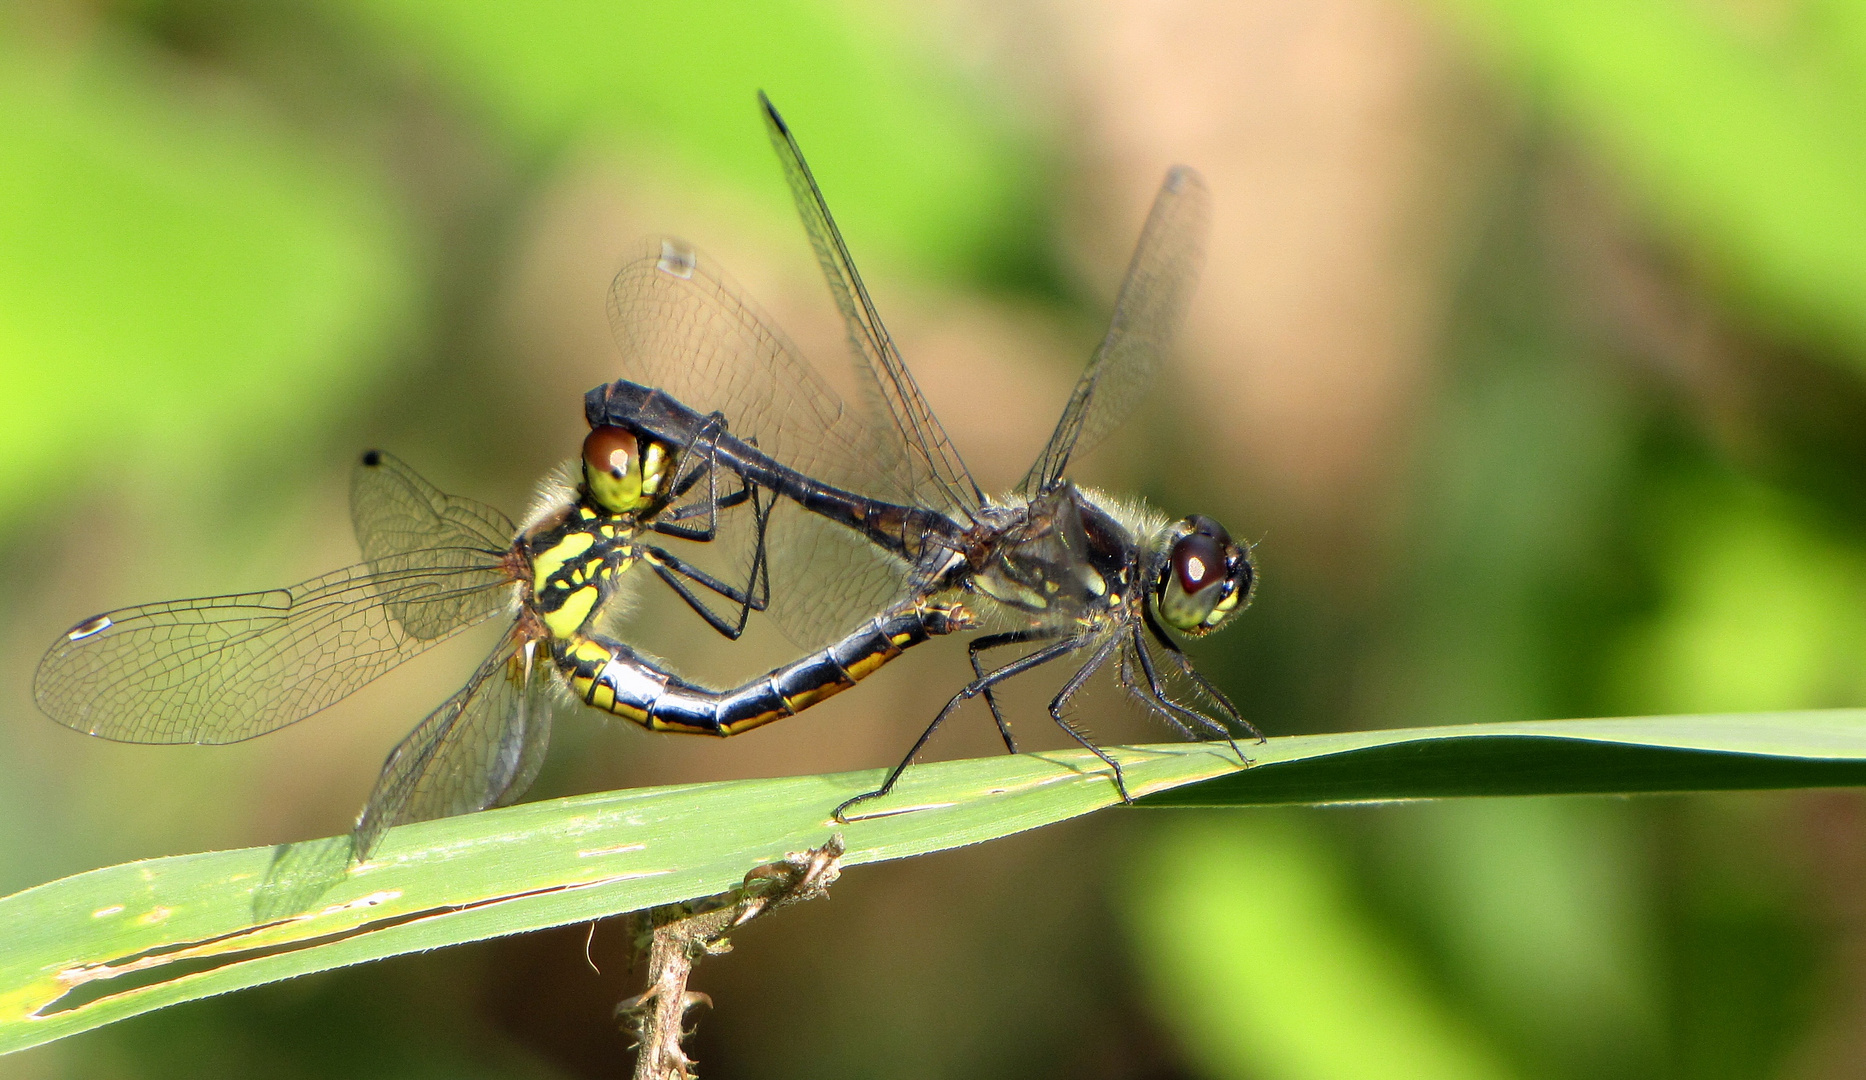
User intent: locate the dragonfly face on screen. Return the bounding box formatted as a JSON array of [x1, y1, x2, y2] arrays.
[[1152, 515, 1254, 637], [580, 424, 674, 515]]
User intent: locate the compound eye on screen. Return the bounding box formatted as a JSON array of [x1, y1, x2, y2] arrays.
[[1171, 530, 1225, 596], [1157, 515, 1252, 635], [582, 425, 652, 513], [582, 426, 638, 480]]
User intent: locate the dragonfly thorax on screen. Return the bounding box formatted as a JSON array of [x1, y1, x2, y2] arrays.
[[520, 501, 643, 642], [965, 485, 1142, 625]]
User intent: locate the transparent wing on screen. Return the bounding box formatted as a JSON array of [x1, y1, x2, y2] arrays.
[[353, 450, 518, 639], [1021, 167, 1211, 495], [36, 453, 519, 744], [34, 560, 516, 744], [608, 240, 903, 502], [351, 632, 554, 859], [608, 239, 915, 648], [759, 92, 984, 521]]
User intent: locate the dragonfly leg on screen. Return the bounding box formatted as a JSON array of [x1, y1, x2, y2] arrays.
[[834, 633, 1088, 822], [654, 482, 754, 532], [654, 414, 760, 540], [1142, 608, 1262, 746], [641, 421, 775, 642], [1116, 636, 1202, 742], [1043, 634, 1132, 801], [642, 510, 772, 641], [967, 629, 1063, 754], [1128, 624, 1246, 764]]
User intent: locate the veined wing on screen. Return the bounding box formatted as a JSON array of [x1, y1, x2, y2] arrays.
[[607, 240, 894, 503], [1021, 167, 1211, 495], [34, 556, 517, 745], [352, 630, 553, 859], [353, 450, 518, 640], [607, 240, 918, 648], [758, 92, 984, 521]]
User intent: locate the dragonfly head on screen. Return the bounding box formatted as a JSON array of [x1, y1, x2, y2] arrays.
[[1152, 515, 1254, 637], [581, 425, 674, 514]]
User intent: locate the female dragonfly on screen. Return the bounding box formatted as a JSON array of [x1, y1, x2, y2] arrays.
[[35, 401, 967, 858], [586, 95, 1260, 819]]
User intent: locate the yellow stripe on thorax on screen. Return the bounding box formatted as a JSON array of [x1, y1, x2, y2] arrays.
[[530, 532, 594, 590]]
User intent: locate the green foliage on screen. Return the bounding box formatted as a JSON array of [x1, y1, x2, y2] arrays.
[[0, 32, 412, 521], [1438, 0, 1866, 363], [7, 712, 1866, 1057], [338, 0, 1030, 274]]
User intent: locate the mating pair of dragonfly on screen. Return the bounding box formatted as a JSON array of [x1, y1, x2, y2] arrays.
[[34, 96, 1258, 860]]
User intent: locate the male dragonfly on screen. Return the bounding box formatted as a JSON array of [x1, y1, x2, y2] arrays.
[[35, 402, 967, 858], [587, 95, 1260, 819]]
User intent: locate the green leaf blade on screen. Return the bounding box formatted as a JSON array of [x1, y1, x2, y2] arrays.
[[6, 710, 1866, 1055]]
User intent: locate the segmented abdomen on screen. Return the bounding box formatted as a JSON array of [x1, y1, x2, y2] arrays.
[[554, 602, 971, 735]]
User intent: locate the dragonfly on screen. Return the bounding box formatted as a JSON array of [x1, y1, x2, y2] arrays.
[[585, 94, 1260, 819], [34, 386, 969, 859]]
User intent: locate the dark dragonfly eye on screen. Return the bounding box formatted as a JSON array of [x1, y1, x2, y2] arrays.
[[1172, 528, 1226, 595], [1156, 515, 1253, 636]]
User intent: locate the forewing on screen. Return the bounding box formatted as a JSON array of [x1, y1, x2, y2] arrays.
[[607, 240, 892, 500], [608, 239, 916, 647], [34, 559, 516, 745], [1021, 167, 1210, 494], [352, 450, 518, 640], [351, 633, 555, 859], [759, 93, 982, 520]]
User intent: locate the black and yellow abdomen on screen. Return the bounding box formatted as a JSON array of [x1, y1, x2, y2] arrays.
[[554, 601, 971, 736]]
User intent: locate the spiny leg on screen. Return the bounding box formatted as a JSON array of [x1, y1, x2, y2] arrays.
[[640, 414, 775, 641], [654, 413, 751, 541], [834, 634, 1089, 822], [1118, 642, 1202, 742], [1041, 632, 1133, 801], [1129, 621, 1232, 740], [1140, 610, 1261, 759], [642, 490, 772, 641], [1128, 623, 1244, 760], [967, 629, 1063, 754], [654, 482, 754, 532]]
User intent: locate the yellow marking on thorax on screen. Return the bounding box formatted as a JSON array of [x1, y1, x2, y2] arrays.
[[531, 532, 595, 590], [543, 586, 600, 638]]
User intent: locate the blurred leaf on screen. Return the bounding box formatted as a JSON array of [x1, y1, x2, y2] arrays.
[[0, 32, 412, 524], [1379, 799, 1660, 1077], [1437, 0, 1866, 365], [1126, 813, 1519, 1080], [6, 711, 1866, 1054], [1615, 493, 1866, 714], [337, 0, 1027, 275]]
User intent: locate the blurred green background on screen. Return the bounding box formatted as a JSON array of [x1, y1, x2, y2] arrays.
[[7, 0, 1866, 1076]]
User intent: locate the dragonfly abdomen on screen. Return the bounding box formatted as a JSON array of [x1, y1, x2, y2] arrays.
[[554, 601, 971, 736], [585, 379, 963, 563]]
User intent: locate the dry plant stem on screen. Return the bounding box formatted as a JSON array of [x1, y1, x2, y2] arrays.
[[616, 834, 845, 1080]]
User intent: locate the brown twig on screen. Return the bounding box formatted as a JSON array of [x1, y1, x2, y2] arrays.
[[615, 834, 845, 1080]]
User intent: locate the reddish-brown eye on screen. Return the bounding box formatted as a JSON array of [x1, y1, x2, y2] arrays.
[[582, 426, 638, 479], [1172, 532, 1223, 594], [1171, 516, 1232, 594]]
